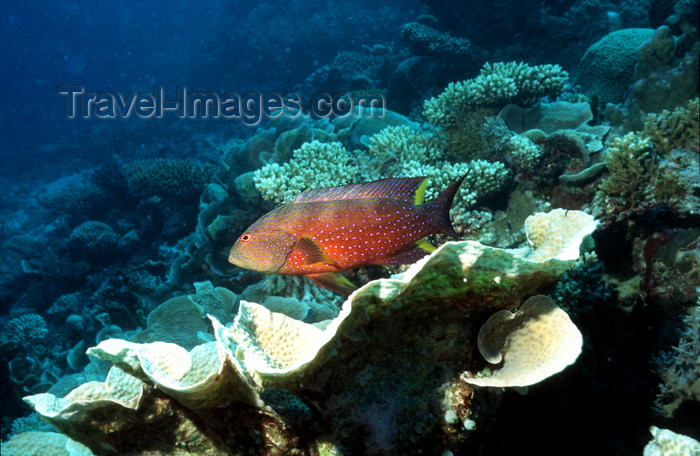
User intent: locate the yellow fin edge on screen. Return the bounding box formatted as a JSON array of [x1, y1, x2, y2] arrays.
[[413, 178, 429, 205], [416, 238, 436, 253]]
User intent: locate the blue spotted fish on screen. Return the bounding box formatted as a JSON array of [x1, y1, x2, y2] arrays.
[[228, 174, 467, 294]]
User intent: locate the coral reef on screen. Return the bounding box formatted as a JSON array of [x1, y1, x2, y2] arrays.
[[643, 426, 700, 456], [2, 431, 96, 456], [400, 21, 471, 58], [253, 140, 359, 204], [424, 61, 569, 128], [422, 61, 568, 160], [575, 28, 656, 105], [593, 132, 687, 223], [654, 300, 700, 417], [122, 158, 217, 201], [643, 97, 700, 156], [20, 210, 596, 455], [0, 314, 48, 349]]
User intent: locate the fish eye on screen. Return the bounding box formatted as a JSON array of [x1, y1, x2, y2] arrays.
[[240, 233, 251, 243]]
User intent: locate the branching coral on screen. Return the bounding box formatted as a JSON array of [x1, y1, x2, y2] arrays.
[[359, 125, 509, 211], [400, 22, 471, 58], [653, 299, 700, 417], [594, 132, 686, 222], [424, 61, 569, 128], [643, 97, 700, 156], [422, 61, 567, 160], [598, 133, 658, 205], [360, 125, 443, 180], [253, 140, 360, 204], [0, 314, 49, 349], [122, 158, 217, 200]]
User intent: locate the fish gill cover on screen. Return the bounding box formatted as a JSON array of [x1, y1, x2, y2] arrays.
[[1, 0, 699, 455]]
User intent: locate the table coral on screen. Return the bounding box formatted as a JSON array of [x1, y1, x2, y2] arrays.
[[400, 22, 471, 58], [424, 61, 569, 128], [22, 210, 597, 455]]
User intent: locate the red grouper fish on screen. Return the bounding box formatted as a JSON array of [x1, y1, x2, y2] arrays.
[[228, 174, 468, 295]]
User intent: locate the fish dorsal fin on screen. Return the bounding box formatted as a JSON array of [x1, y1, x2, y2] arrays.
[[293, 177, 429, 204], [293, 237, 339, 267]]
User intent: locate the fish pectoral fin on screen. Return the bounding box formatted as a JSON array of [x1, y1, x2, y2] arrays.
[[293, 237, 340, 268], [306, 272, 357, 296], [415, 238, 436, 253]]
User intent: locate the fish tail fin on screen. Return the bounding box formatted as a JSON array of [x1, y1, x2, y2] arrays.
[[430, 172, 469, 238]]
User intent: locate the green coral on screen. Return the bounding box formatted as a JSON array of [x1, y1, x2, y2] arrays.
[[599, 133, 659, 203], [253, 140, 360, 204], [594, 131, 687, 222], [643, 97, 700, 156]]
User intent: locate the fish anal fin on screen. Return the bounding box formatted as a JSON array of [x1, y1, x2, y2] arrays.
[[306, 272, 357, 296], [294, 237, 339, 268]]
